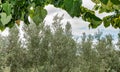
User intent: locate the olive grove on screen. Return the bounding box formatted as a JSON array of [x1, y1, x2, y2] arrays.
[[0, 15, 120, 72]]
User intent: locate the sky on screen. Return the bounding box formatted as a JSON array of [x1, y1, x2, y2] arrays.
[[0, 0, 119, 42], [44, 0, 120, 42]]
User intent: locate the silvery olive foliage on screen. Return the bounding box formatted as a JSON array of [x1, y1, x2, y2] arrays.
[[0, 15, 120, 72]]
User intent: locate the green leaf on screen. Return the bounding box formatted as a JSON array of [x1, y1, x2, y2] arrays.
[[103, 16, 111, 27], [90, 18, 102, 28], [52, 0, 64, 8], [5, 20, 14, 28], [91, 0, 100, 4], [113, 17, 120, 28], [32, 6, 47, 25], [29, 7, 34, 18], [72, 0, 82, 17], [110, 0, 120, 5], [91, 16, 102, 28], [93, 4, 99, 10], [64, 0, 82, 17], [64, 0, 73, 15], [0, 21, 5, 31], [100, 0, 108, 4], [2, 2, 11, 15], [82, 12, 102, 28], [0, 12, 12, 25]]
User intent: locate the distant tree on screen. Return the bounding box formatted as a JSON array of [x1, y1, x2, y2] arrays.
[[5, 14, 77, 72], [1, 0, 120, 30], [0, 35, 7, 72], [3, 26, 30, 72], [49, 15, 77, 72], [78, 33, 99, 72], [1, 11, 120, 72]]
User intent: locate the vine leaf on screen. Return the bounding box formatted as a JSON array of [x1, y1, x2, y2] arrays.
[[103, 16, 111, 27], [32, 6, 47, 25], [63, 0, 82, 17], [82, 12, 102, 28], [0, 12, 12, 25], [100, 0, 108, 5], [110, 0, 120, 5], [0, 21, 5, 31], [2, 2, 11, 15]]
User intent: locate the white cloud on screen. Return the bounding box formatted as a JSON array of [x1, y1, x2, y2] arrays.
[[82, 0, 95, 10], [45, 5, 91, 36]]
